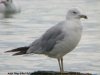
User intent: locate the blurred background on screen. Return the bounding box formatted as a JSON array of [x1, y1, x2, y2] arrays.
[[0, 0, 100, 75]]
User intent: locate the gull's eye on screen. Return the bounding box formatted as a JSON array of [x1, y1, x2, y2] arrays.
[[73, 11, 77, 14]]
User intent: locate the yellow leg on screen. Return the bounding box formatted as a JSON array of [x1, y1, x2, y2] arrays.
[[58, 58, 62, 73], [61, 57, 64, 73], [58, 57, 64, 75]]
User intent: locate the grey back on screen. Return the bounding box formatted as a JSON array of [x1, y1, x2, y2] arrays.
[[27, 22, 65, 54]]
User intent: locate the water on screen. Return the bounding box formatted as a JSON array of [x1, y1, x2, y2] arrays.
[[0, 0, 100, 75]]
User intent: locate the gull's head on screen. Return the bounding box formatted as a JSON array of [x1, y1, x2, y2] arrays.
[[66, 8, 87, 20], [0, 0, 12, 5]]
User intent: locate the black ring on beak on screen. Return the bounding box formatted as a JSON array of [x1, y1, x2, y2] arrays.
[[80, 15, 88, 19]]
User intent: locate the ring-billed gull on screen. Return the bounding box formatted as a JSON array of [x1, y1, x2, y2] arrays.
[[5, 8, 87, 73], [0, 0, 20, 15]]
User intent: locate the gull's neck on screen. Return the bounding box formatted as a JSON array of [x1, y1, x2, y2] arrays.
[[63, 18, 82, 31], [65, 18, 81, 26]]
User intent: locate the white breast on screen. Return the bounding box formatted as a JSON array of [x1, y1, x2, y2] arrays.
[[48, 20, 82, 58]]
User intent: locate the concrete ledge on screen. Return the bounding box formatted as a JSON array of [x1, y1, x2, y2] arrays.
[[30, 71, 92, 75]]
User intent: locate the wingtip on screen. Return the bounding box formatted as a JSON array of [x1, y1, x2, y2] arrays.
[[5, 50, 11, 53], [5, 46, 29, 56]]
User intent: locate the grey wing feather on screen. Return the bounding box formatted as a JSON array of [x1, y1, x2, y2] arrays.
[[27, 22, 65, 54]]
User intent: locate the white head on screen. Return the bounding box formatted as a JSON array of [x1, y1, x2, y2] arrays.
[[0, 0, 12, 6], [66, 8, 87, 20]]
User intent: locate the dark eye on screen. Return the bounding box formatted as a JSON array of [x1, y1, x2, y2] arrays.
[[73, 11, 77, 14]]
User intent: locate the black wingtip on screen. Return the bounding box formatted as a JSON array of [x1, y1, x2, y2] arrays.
[[12, 51, 26, 56], [5, 49, 19, 53], [5, 46, 29, 56]]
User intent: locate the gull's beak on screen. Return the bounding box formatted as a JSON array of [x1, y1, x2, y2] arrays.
[[80, 15, 88, 19]]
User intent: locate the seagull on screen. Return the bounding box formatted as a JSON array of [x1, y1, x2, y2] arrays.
[[5, 8, 87, 73], [0, 0, 20, 16]]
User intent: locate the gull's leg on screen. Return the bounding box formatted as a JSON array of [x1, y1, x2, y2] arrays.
[[61, 57, 64, 73], [58, 58, 64, 75], [57, 58, 62, 73]]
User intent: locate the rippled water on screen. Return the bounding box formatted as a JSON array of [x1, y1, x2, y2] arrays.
[[0, 0, 100, 75]]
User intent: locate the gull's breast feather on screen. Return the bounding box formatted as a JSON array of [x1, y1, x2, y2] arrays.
[[48, 20, 82, 58]]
